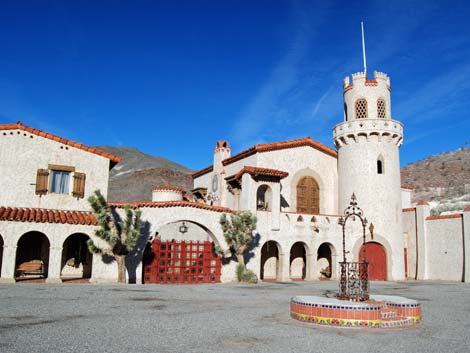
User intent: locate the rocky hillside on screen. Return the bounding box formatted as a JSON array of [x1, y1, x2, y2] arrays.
[[401, 148, 470, 213], [97, 146, 193, 202]]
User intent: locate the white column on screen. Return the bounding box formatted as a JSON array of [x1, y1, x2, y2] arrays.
[[46, 246, 63, 283], [240, 174, 256, 212], [415, 203, 430, 280], [271, 182, 281, 231], [279, 252, 290, 281], [0, 245, 17, 283]]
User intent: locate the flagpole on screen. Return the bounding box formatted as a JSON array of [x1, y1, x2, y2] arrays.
[[361, 21, 367, 74]]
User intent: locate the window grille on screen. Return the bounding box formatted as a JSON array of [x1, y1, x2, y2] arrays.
[[355, 99, 368, 119], [377, 98, 386, 119]]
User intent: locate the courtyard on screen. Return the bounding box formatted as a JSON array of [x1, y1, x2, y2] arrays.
[[0, 281, 469, 353]]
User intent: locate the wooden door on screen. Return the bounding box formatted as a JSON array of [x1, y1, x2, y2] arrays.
[[361, 242, 387, 281], [296, 177, 319, 214]]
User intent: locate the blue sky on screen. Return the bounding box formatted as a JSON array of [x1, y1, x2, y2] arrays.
[[0, 0, 469, 170]]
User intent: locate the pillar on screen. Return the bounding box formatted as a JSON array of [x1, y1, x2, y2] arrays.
[[415, 202, 430, 280], [463, 207, 470, 283], [46, 246, 63, 283], [271, 182, 281, 231], [0, 244, 17, 283]]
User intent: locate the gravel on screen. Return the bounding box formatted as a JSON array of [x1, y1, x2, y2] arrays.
[[0, 280, 469, 353]]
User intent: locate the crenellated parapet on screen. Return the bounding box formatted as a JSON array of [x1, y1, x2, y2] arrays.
[[343, 71, 391, 94], [333, 118, 403, 148]]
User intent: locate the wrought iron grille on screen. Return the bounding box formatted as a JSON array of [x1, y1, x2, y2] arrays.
[[337, 193, 370, 301]]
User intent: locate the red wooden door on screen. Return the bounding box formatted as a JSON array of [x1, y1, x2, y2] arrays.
[[360, 242, 387, 281]]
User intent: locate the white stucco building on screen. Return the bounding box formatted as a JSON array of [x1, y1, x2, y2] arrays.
[[1, 70, 469, 284]]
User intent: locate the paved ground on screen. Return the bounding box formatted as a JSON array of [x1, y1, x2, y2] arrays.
[[0, 280, 469, 353]]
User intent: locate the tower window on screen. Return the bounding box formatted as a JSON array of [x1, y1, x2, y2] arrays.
[[377, 98, 386, 119], [355, 99, 368, 119], [377, 158, 384, 174], [344, 103, 348, 121]]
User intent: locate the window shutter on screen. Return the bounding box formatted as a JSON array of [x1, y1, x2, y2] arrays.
[[72, 172, 86, 198], [296, 177, 320, 214], [36, 169, 49, 196]]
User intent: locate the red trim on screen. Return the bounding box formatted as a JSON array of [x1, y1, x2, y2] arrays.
[[401, 185, 414, 190], [0, 121, 121, 163], [191, 165, 213, 179], [426, 214, 462, 220], [152, 186, 185, 193], [402, 208, 416, 213], [229, 166, 289, 182], [0, 206, 97, 225]]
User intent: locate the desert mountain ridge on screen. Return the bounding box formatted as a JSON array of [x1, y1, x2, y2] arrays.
[[98, 145, 470, 214]]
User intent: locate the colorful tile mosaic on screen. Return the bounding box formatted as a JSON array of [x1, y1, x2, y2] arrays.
[[290, 295, 421, 330]]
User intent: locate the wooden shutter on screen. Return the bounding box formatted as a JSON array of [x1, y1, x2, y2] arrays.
[[296, 177, 319, 214], [35, 169, 49, 195], [72, 172, 86, 198]]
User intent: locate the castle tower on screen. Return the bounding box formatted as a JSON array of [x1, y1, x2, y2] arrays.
[[212, 140, 231, 206], [333, 71, 405, 280]]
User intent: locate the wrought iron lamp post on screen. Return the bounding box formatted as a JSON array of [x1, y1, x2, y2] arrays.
[[337, 193, 370, 301]]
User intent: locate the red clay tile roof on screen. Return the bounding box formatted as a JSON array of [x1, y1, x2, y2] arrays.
[[109, 200, 234, 213], [426, 214, 462, 221], [0, 121, 121, 164], [365, 79, 378, 85], [222, 137, 337, 166], [192, 137, 337, 179], [417, 200, 429, 206], [152, 186, 185, 193], [191, 165, 214, 179], [0, 206, 97, 225], [402, 207, 416, 213], [228, 166, 289, 183]]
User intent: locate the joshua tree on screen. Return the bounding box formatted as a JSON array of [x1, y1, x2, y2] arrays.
[[218, 211, 258, 282], [87, 190, 142, 283]]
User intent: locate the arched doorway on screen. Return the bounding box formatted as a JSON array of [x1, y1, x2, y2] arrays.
[[143, 221, 221, 284], [360, 242, 387, 280], [260, 241, 281, 281], [296, 176, 320, 214], [61, 233, 92, 280], [317, 243, 333, 279], [290, 242, 307, 280], [15, 232, 50, 280]]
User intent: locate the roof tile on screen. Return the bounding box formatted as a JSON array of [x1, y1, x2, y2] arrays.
[[0, 206, 97, 225]]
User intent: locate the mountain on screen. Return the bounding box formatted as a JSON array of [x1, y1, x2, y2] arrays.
[[96, 146, 194, 202], [401, 148, 470, 214]]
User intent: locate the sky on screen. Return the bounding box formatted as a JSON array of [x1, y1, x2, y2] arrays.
[[0, 0, 469, 170]]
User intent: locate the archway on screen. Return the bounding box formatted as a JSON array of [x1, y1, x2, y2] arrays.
[[317, 243, 333, 279], [15, 231, 50, 280], [260, 241, 281, 281], [0, 234, 3, 277], [256, 184, 272, 211], [143, 220, 221, 284], [290, 242, 307, 280], [360, 242, 387, 280], [61, 233, 92, 280]]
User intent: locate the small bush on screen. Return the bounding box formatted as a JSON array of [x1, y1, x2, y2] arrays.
[[236, 264, 258, 284]]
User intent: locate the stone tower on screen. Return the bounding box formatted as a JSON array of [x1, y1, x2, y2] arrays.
[[333, 70, 405, 280]]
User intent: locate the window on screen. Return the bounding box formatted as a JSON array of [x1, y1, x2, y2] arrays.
[[377, 156, 384, 174], [296, 177, 319, 214], [377, 98, 386, 119], [355, 99, 368, 119], [51, 170, 70, 193], [35, 164, 86, 198], [344, 103, 348, 121]]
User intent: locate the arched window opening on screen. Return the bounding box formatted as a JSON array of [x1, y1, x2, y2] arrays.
[[355, 98, 368, 119], [296, 177, 320, 214], [344, 103, 348, 121], [377, 156, 384, 174], [256, 184, 272, 211], [297, 215, 303, 222], [310, 216, 317, 223], [377, 98, 386, 119]]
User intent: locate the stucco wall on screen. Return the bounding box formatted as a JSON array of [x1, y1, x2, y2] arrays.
[[0, 130, 110, 211], [425, 216, 464, 281], [402, 209, 417, 279]]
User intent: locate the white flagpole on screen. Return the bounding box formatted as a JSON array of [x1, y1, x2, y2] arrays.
[[361, 21, 367, 74]]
